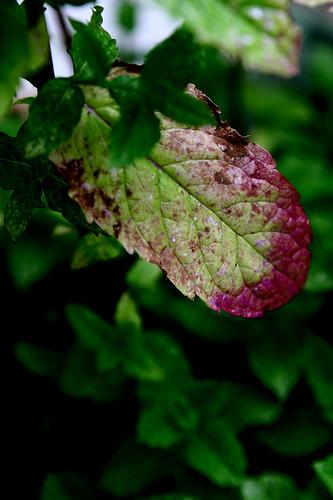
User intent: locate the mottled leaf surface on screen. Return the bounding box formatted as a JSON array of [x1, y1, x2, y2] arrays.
[[151, 0, 301, 76], [50, 85, 311, 318]]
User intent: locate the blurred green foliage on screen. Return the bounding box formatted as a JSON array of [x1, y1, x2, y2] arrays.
[[1, 1, 333, 499]]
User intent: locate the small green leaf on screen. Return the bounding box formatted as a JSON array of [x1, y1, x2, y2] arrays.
[[114, 292, 142, 331], [66, 303, 113, 351], [155, 86, 214, 125], [118, 0, 137, 32], [184, 419, 246, 487], [0, 133, 30, 189], [40, 473, 94, 500], [4, 182, 43, 240], [257, 410, 332, 457], [25, 79, 84, 158], [109, 98, 160, 168], [126, 259, 163, 289], [247, 329, 303, 400], [71, 6, 118, 82], [101, 442, 164, 497], [241, 473, 300, 500], [313, 454, 333, 495], [304, 336, 333, 421], [71, 233, 123, 269], [15, 342, 63, 378], [137, 407, 185, 448]]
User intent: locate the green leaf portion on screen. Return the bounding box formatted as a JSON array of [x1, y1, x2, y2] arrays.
[[101, 443, 165, 497], [257, 410, 332, 457], [71, 6, 118, 82], [152, 0, 301, 76], [313, 454, 333, 495], [4, 182, 43, 240], [241, 473, 300, 500], [71, 233, 123, 269], [304, 336, 333, 422], [25, 78, 84, 158], [247, 329, 303, 400], [117, 0, 137, 32], [0, 0, 28, 117], [15, 342, 63, 379], [40, 473, 94, 500], [184, 419, 247, 487]]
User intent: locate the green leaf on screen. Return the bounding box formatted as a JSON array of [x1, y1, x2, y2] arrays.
[[313, 454, 333, 495], [4, 182, 43, 240], [137, 406, 185, 448], [60, 344, 124, 401], [109, 97, 160, 167], [101, 442, 164, 497], [15, 342, 63, 378], [114, 292, 142, 331], [117, 0, 137, 32], [257, 410, 332, 457], [50, 83, 311, 318], [126, 259, 163, 289], [247, 329, 303, 400], [0, 133, 30, 189], [70, 6, 118, 82], [71, 233, 123, 269], [40, 473, 94, 500], [152, 0, 301, 76], [66, 303, 113, 351], [192, 381, 281, 433], [304, 336, 333, 421], [184, 419, 246, 487], [241, 473, 300, 500], [142, 29, 214, 125], [25, 79, 84, 158], [0, 0, 28, 118]]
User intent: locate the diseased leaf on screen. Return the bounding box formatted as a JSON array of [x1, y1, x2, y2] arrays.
[[313, 454, 333, 495], [151, 0, 301, 77], [25, 78, 84, 158], [50, 83, 311, 318]]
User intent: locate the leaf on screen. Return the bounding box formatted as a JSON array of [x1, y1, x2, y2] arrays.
[[247, 329, 303, 399], [184, 419, 247, 487], [192, 380, 281, 433], [15, 342, 63, 378], [40, 473, 94, 500], [71, 233, 123, 269], [313, 454, 333, 495], [71, 6, 118, 82], [241, 473, 300, 500], [101, 443, 165, 497], [304, 336, 333, 422], [126, 259, 163, 289], [257, 409, 332, 457], [142, 29, 214, 125], [66, 303, 113, 351], [0, 133, 30, 189], [117, 0, 137, 32], [109, 97, 161, 168], [0, 0, 28, 118], [4, 182, 43, 240], [25, 78, 84, 158], [137, 406, 186, 448], [114, 292, 142, 331], [50, 83, 311, 318], [151, 0, 301, 77]]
